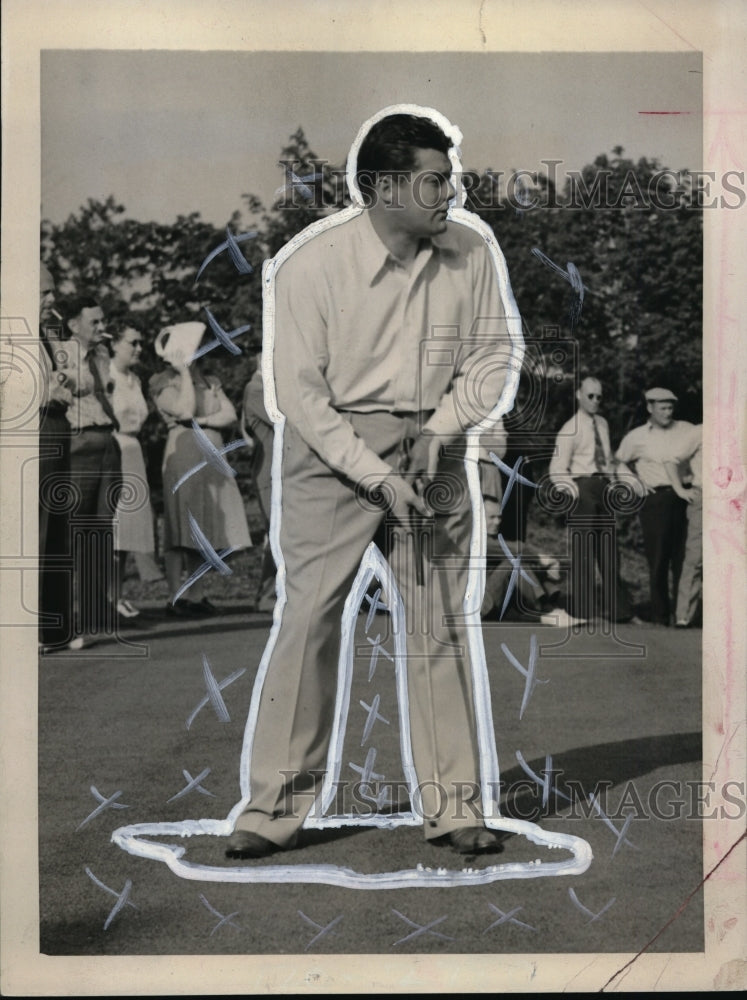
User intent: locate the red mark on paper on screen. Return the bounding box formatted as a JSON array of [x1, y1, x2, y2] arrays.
[[713, 466, 733, 489]]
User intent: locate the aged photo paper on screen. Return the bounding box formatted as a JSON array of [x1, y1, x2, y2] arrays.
[[1, 0, 745, 994]]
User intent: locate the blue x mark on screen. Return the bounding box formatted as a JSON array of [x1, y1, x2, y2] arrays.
[[195, 226, 257, 282], [167, 768, 215, 802], [501, 635, 550, 720], [483, 902, 536, 934], [366, 632, 394, 681], [588, 793, 639, 856], [363, 586, 389, 633], [298, 910, 343, 950], [515, 751, 572, 810], [185, 653, 246, 729], [391, 910, 454, 945], [172, 433, 248, 493], [173, 512, 238, 603], [77, 786, 130, 831], [568, 887, 616, 923], [189, 306, 250, 360], [200, 893, 242, 935], [85, 867, 138, 930], [487, 451, 536, 512], [359, 693, 390, 746]]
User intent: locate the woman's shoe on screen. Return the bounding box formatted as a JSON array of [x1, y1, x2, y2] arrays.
[[117, 598, 141, 619]]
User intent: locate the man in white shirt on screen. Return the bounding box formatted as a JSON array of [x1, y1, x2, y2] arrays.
[[55, 297, 122, 646], [549, 376, 632, 622], [616, 388, 694, 626], [227, 111, 513, 859]]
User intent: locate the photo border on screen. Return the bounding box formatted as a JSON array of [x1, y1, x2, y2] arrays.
[[1, 1, 745, 994]]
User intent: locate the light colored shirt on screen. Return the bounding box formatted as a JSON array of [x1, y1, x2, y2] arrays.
[[271, 210, 510, 486], [150, 370, 226, 428], [110, 363, 148, 435], [549, 410, 613, 480], [670, 422, 702, 489], [616, 419, 696, 489], [55, 338, 113, 430]]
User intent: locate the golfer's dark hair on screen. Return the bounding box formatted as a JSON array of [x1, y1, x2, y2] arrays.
[[356, 114, 451, 202]]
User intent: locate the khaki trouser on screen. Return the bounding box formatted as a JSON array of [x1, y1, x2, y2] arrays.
[[234, 411, 485, 845], [675, 487, 702, 625]]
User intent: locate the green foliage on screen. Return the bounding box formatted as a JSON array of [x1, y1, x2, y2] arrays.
[[466, 150, 703, 444]]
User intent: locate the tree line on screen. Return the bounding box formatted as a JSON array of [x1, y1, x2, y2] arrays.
[[41, 127, 702, 501]]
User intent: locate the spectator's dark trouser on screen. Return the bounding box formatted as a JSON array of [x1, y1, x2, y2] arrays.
[[639, 486, 687, 625], [567, 475, 632, 622], [68, 427, 122, 638], [39, 407, 72, 646]]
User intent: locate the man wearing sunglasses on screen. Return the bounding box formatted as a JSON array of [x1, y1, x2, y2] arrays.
[[549, 376, 633, 623]]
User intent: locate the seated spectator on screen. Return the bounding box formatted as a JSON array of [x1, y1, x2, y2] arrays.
[[479, 434, 578, 626], [149, 321, 252, 617]]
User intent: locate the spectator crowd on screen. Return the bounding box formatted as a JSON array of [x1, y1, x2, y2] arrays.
[[37, 267, 703, 654]]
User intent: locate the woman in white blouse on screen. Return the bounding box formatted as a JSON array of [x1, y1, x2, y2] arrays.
[[109, 325, 161, 619]]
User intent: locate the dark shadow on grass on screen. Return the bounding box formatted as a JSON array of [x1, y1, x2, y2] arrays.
[[499, 730, 702, 822], [140, 617, 274, 643]]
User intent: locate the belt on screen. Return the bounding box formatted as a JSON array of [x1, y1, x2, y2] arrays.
[[338, 408, 435, 420], [651, 484, 675, 492], [77, 424, 114, 433]]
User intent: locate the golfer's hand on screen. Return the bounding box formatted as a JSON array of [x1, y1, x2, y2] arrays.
[[387, 474, 432, 529], [404, 429, 441, 485]]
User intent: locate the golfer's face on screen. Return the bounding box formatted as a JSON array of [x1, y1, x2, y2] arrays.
[[394, 148, 455, 239]]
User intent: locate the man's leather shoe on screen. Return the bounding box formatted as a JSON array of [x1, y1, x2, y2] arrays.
[[225, 830, 281, 858], [443, 827, 504, 854]]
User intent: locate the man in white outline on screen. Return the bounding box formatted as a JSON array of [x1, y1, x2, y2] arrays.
[[227, 110, 513, 858]]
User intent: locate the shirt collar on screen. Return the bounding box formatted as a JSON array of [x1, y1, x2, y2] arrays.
[[357, 210, 459, 286]]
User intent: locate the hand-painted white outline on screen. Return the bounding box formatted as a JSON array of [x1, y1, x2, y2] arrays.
[[112, 104, 593, 885]]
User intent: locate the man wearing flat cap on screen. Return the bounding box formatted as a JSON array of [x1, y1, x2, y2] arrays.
[[615, 388, 695, 625]]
